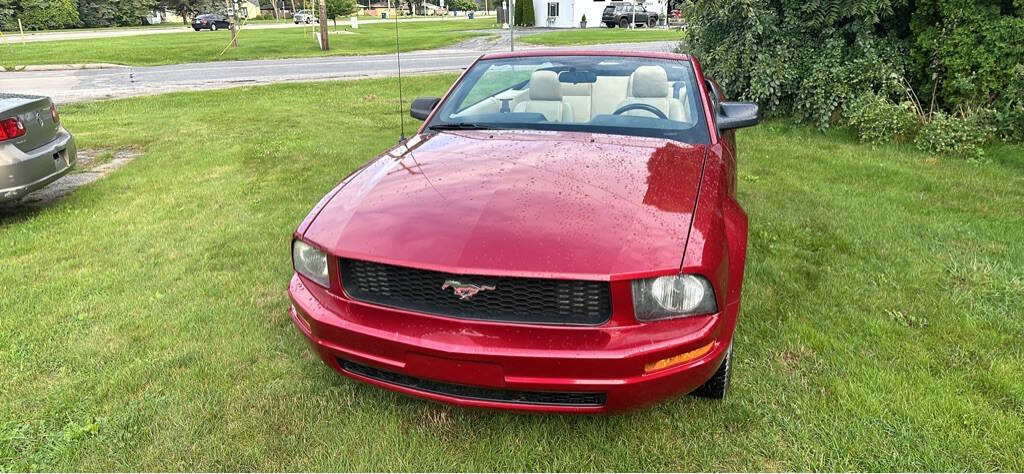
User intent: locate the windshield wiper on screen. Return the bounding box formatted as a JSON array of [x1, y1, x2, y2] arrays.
[[429, 122, 497, 131]]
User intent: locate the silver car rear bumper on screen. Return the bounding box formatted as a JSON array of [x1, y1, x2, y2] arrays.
[[0, 128, 76, 202]]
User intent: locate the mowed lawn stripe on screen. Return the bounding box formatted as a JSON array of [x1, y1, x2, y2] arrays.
[[0, 75, 1022, 470], [1, 19, 496, 67]]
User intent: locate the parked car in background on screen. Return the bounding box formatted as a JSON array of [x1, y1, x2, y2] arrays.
[[0, 94, 76, 203], [288, 51, 760, 412], [192, 13, 230, 31], [602, 2, 658, 27], [293, 9, 319, 23]]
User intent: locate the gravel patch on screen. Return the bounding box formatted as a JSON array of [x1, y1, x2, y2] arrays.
[[0, 147, 141, 219]]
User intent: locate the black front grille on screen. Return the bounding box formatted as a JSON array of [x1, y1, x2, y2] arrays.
[[339, 258, 612, 326], [340, 358, 606, 407]]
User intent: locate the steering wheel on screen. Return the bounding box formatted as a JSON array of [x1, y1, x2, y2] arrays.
[[612, 103, 668, 119]]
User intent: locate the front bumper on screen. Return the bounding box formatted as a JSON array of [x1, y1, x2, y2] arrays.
[[288, 273, 734, 413], [0, 128, 76, 202]]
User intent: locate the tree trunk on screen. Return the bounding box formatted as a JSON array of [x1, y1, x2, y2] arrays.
[[318, 0, 329, 50]]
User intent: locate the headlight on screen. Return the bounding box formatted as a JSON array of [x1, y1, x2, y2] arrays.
[[631, 274, 717, 321], [292, 239, 329, 287]]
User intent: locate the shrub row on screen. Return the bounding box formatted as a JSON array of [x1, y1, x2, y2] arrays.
[[682, 0, 1024, 157]]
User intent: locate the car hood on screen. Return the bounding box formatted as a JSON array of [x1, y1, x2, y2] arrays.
[[303, 130, 707, 280]]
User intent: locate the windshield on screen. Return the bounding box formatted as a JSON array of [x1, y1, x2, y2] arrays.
[[425, 56, 710, 144]]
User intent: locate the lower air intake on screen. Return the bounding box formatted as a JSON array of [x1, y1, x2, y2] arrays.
[[339, 358, 606, 407]]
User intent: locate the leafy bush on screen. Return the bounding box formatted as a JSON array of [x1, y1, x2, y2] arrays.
[[683, 0, 1024, 143], [845, 93, 919, 145], [909, 0, 1024, 117], [914, 112, 992, 159], [681, 0, 909, 130], [0, 0, 16, 30], [19, 0, 79, 29]]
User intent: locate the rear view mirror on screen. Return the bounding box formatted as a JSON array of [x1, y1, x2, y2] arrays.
[[410, 96, 441, 121], [716, 101, 760, 131], [559, 70, 598, 84]]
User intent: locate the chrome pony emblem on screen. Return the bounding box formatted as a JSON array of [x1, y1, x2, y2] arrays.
[[441, 280, 496, 300]]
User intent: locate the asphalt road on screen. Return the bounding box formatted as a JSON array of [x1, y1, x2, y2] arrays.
[[0, 40, 679, 103], [10, 16, 493, 43]]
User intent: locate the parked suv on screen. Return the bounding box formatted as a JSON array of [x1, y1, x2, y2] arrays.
[[293, 9, 319, 23], [602, 2, 658, 28]]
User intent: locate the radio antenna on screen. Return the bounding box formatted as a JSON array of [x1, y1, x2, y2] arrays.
[[394, 10, 406, 144]]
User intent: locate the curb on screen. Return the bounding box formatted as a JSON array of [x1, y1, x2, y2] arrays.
[[4, 63, 128, 72]]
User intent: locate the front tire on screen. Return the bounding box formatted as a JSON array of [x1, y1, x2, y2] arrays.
[[648, 17, 656, 27], [690, 342, 732, 399], [193, 27, 201, 31], [605, 22, 615, 28], [619, 17, 629, 28], [210, 23, 218, 31]]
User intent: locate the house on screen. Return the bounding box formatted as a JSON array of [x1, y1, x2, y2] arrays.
[[236, 0, 264, 19], [528, 0, 667, 28], [148, 0, 262, 24]]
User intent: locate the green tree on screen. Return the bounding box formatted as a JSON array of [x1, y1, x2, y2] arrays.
[[323, 0, 355, 27], [79, 0, 157, 27], [19, 0, 79, 29], [513, 0, 532, 26], [451, 0, 476, 12], [157, 0, 223, 23], [0, 0, 17, 31]]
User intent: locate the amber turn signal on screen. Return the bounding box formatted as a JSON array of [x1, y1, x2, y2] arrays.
[[644, 341, 715, 373]]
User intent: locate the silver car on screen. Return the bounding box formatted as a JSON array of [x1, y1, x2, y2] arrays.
[[0, 93, 76, 203]]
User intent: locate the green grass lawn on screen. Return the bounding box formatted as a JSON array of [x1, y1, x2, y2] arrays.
[[0, 19, 496, 67], [1, 76, 1023, 470], [520, 27, 683, 46]]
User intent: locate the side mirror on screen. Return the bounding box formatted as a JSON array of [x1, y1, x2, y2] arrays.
[[716, 101, 760, 131], [410, 96, 441, 121]]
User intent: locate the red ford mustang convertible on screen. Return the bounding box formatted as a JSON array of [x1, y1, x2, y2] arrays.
[[288, 51, 759, 413]]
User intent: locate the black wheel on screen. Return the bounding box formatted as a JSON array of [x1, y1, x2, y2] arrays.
[[193, 27, 201, 31], [619, 17, 629, 28], [305, 18, 312, 24], [210, 23, 218, 31], [605, 22, 615, 28], [648, 17, 656, 27], [690, 342, 732, 399]]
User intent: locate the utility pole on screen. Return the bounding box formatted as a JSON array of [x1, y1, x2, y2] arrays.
[[225, 0, 238, 47], [509, 0, 514, 51], [319, 0, 330, 50]]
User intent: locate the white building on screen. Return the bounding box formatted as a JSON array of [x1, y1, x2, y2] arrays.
[[528, 0, 667, 28]]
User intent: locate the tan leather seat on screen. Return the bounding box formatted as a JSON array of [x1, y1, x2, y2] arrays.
[[560, 80, 593, 122], [614, 66, 685, 121], [514, 71, 575, 122], [591, 76, 631, 117]]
